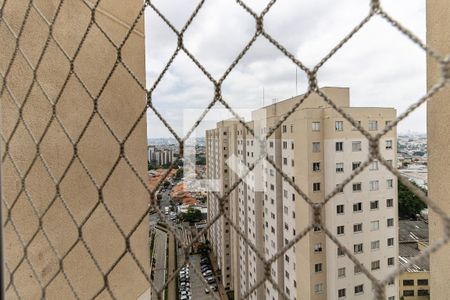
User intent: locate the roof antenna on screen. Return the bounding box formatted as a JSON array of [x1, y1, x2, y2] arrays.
[[262, 87, 265, 106]]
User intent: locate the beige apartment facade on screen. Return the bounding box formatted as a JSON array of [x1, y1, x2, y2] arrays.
[[427, 0, 450, 299], [1, 1, 150, 299], [206, 87, 399, 300]]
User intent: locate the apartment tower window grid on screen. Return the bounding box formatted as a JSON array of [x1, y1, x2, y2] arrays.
[[206, 88, 398, 300]]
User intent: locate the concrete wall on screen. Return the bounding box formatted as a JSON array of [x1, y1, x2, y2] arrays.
[[1, 1, 149, 299], [427, 0, 450, 299]]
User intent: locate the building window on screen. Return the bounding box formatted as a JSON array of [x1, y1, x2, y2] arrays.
[[403, 290, 414, 297], [313, 182, 321, 192], [269, 141, 274, 148], [369, 180, 379, 191], [354, 243, 363, 254], [314, 243, 323, 253], [403, 280, 414, 286], [283, 157, 288, 165], [352, 141, 362, 152], [282, 125, 287, 133], [338, 267, 346, 278], [370, 160, 379, 170], [352, 161, 361, 170], [312, 142, 321, 152], [336, 184, 344, 193], [387, 218, 394, 227], [353, 223, 363, 233], [335, 121, 344, 131], [291, 142, 295, 149], [387, 179, 393, 189], [352, 120, 361, 131], [336, 162, 344, 173], [386, 140, 393, 149], [353, 203, 362, 213], [336, 204, 344, 214], [371, 260, 380, 270], [354, 284, 364, 295], [387, 257, 394, 266], [312, 121, 320, 132], [314, 283, 323, 293], [313, 162, 320, 172], [335, 142, 344, 152], [370, 200, 379, 210], [371, 240, 380, 250], [352, 182, 362, 192], [337, 225, 345, 235], [354, 264, 362, 274], [387, 237, 394, 247], [370, 220, 380, 231], [337, 247, 345, 256], [368, 120, 378, 131], [283, 141, 288, 149], [386, 198, 394, 207], [388, 297, 395, 300], [338, 288, 346, 298], [418, 279, 428, 286], [285, 270, 289, 279], [418, 290, 429, 296], [315, 263, 323, 273]]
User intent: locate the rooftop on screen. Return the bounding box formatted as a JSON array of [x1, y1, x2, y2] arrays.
[[399, 220, 429, 243], [399, 242, 430, 272]]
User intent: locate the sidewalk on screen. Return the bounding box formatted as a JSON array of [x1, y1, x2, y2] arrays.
[[167, 232, 176, 300]]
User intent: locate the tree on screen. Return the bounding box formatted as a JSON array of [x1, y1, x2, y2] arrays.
[[398, 179, 427, 219], [181, 208, 202, 223], [174, 168, 184, 180], [196, 155, 206, 165]]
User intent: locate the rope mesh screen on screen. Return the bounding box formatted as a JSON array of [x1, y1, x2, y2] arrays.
[[1, 0, 450, 299]]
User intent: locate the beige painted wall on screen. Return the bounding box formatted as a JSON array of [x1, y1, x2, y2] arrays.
[[427, 0, 450, 299], [399, 271, 430, 300], [1, 1, 149, 299]]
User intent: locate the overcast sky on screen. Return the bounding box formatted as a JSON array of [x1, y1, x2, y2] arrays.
[[145, 0, 430, 138]]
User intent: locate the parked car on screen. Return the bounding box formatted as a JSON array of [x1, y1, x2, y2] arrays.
[[203, 270, 213, 277], [210, 285, 218, 292], [201, 265, 210, 272]]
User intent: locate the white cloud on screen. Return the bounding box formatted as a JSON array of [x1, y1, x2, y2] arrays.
[[145, 0, 430, 138]]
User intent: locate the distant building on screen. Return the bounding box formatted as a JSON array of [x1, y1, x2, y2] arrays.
[[399, 164, 428, 190], [148, 145, 175, 167], [398, 220, 430, 299]]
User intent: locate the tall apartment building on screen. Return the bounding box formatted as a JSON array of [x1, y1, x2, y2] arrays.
[[206, 87, 399, 300], [427, 0, 450, 298], [148, 146, 175, 166]]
